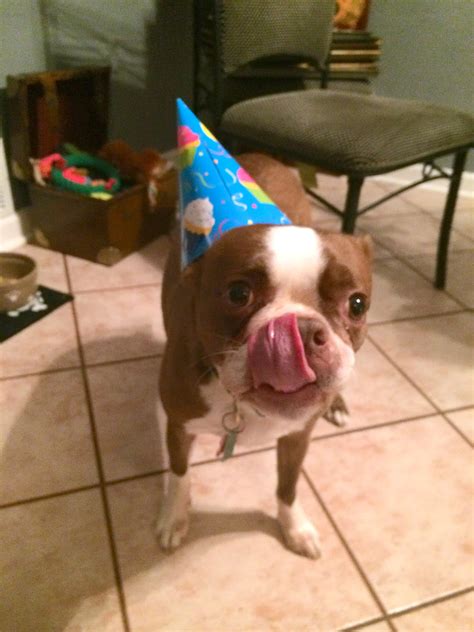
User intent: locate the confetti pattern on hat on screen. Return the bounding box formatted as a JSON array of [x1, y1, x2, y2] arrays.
[[177, 99, 291, 267]]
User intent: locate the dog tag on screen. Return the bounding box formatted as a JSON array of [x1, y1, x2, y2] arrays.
[[222, 431, 237, 460]]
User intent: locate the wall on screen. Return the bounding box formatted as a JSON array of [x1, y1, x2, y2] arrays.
[[1, 1, 472, 163], [370, 0, 474, 171], [1, 0, 193, 149]]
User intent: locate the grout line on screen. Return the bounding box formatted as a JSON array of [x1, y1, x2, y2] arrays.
[[63, 257, 131, 632], [439, 402, 474, 415], [367, 335, 473, 449], [0, 483, 101, 511], [85, 353, 163, 370], [311, 412, 439, 442], [440, 413, 474, 447], [389, 585, 474, 620], [369, 308, 467, 328], [302, 470, 396, 632], [73, 282, 161, 295], [0, 354, 163, 383], [0, 364, 81, 382], [106, 467, 170, 487], [339, 615, 389, 631]]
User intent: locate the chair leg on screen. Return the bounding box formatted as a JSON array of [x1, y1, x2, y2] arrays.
[[342, 176, 364, 234], [435, 150, 468, 289]]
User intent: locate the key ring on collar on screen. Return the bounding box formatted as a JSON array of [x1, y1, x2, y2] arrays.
[[221, 401, 245, 434]]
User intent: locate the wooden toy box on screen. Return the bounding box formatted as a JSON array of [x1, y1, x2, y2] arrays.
[[7, 66, 175, 265]]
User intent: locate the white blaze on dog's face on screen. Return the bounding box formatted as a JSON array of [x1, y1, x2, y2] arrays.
[[187, 224, 372, 420]]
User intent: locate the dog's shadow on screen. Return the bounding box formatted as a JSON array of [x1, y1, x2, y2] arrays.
[[164, 509, 280, 554]]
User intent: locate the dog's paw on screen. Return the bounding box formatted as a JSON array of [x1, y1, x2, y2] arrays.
[[155, 505, 190, 550], [278, 499, 321, 560], [323, 393, 350, 428], [282, 520, 322, 559], [155, 472, 191, 551]]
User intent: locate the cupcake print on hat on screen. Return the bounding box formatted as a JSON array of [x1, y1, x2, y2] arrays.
[[177, 99, 291, 267]]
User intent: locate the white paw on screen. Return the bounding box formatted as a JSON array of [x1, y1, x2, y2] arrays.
[[155, 472, 191, 551], [325, 407, 349, 427], [323, 396, 350, 428], [278, 499, 321, 560], [282, 520, 322, 559], [155, 504, 190, 550]]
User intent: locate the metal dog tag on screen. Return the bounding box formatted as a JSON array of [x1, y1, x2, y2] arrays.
[[222, 431, 238, 460]]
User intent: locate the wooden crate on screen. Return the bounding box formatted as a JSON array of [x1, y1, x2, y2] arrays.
[[7, 66, 175, 265]]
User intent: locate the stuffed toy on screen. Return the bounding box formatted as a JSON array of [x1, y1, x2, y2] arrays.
[[98, 140, 177, 210]]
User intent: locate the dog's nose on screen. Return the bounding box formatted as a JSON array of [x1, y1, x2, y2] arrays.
[[298, 317, 329, 351], [312, 322, 329, 347]]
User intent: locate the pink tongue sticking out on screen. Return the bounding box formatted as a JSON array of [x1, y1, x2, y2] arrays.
[[247, 313, 316, 393]]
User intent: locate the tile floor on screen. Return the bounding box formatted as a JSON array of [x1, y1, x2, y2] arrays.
[[1, 176, 473, 631]]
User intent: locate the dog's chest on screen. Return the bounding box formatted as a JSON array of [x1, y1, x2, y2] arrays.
[[186, 380, 308, 447]]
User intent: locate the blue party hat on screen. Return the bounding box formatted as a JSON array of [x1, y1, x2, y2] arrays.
[[177, 99, 291, 267]]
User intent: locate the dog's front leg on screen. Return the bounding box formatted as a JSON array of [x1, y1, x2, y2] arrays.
[[276, 426, 321, 559], [156, 420, 194, 550]]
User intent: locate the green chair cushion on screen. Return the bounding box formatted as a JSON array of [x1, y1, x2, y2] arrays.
[[221, 90, 474, 176]]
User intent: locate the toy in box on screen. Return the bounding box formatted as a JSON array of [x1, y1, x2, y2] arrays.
[[6, 66, 177, 265]]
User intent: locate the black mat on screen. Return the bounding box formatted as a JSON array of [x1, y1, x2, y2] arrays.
[[0, 285, 73, 343]]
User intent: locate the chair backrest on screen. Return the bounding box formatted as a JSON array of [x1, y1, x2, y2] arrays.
[[216, 0, 336, 74]]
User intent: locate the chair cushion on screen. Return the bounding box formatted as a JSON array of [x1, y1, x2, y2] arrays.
[[221, 90, 474, 176]]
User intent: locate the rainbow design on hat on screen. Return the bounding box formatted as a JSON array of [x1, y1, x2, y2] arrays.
[[236, 167, 274, 204], [177, 99, 291, 267], [178, 125, 200, 168]]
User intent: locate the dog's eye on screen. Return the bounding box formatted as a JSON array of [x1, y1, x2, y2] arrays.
[[348, 293, 367, 319], [227, 281, 253, 307]]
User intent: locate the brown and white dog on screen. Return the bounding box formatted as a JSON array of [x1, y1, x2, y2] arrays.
[[157, 153, 372, 559]]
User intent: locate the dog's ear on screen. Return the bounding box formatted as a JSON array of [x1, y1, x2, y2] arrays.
[[180, 258, 203, 293], [357, 233, 373, 265]]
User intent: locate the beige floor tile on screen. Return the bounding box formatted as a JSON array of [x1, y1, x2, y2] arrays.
[[108, 451, 380, 631], [0, 371, 98, 504], [0, 490, 124, 632], [445, 408, 474, 444], [358, 212, 472, 257], [16, 243, 69, 292], [369, 312, 474, 410], [314, 340, 435, 439], [393, 591, 474, 631], [406, 250, 474, 309], [369, 259, 459, 324], [0, 303, 80, 379], [67, 235, 171, 292], [304, 417, 474, 610], [88, 358, 166, 481], [75, 285, 165, 365], [398, 185, 474, 237]]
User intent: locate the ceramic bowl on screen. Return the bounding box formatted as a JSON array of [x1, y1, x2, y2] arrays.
[[0, 253, 38, 313]]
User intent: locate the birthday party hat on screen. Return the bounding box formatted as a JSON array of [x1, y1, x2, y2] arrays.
[[177, 99, 291, 267]]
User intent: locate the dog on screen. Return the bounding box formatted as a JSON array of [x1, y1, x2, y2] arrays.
[[156, 152, 372, 559]]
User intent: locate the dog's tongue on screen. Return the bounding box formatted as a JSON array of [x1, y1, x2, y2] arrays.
[[247, 313, 316, 393]]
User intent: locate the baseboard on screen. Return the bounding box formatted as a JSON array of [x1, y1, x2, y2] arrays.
[[373, 163, 474, 198], [0, 211, 30, 251]]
